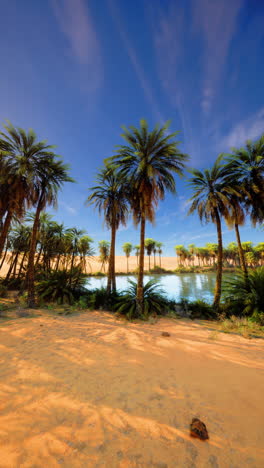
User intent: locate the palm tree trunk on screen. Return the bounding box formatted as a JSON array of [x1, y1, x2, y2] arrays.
[[213, 209, 223, 312], [5, 254, 16, 281], [18, 251, 27, 278], [107, 225, 116, 294], [27, 199, 43, 308], [137, 215, 145, 316], [0, 210, 12, 258], [12, 252, 19, 278], [234, 223, 249, 286], [148, 254, 150, 271], [0, 243, 9, 271], [127, 256, 129, 274], [159, 253, 161, 267]]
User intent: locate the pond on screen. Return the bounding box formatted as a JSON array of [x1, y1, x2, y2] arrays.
[[86, 273, 220, 303]]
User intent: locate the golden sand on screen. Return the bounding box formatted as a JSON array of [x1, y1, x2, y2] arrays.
[[0, 312, 263, 467], [0, 254, 180, 277]]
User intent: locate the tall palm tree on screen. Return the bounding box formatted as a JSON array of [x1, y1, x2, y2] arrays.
[[122, 242, 133, 273], [27, 158, 73, 307], [108, 120, 188, 316], [87, 165, 128, 293], [223, 134, 264, 282], [188, 158, 235, 311], [225, 134, 264, 225], [0, 122, 59, 257]]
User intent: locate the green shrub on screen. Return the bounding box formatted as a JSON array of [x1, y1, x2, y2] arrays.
[[37, 268, 88, 305], [222, 267, 264, 317], [149, 266, 170, 274], [188, 299, 216, 319], [86, 287, 120, 311], [177, 298, 216, 319], [114, 279, 170, 320]]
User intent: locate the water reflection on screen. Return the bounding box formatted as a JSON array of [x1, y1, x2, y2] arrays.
[[86, 273, 219, 303]]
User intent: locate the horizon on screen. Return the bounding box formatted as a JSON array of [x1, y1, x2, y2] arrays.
[[1, 0, 263, 254]]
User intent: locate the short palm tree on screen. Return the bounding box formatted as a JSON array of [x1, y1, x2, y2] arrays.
[[87, 165, 129, 292], [145, 238, 155, 270], [156, 242, 163, 267], [108, 120, 188, 315], [98, 240, 110, 273], [122, 242, 133, 273], [188, 158, 236, 311]]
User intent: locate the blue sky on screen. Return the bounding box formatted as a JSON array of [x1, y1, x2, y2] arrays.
[[1, 0, 263, 255]]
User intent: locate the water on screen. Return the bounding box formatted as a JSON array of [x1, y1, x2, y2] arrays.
[[86, 273, 218, 303]]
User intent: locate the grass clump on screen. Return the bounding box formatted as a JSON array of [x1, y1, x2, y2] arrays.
[[219, 315, 264, 338]]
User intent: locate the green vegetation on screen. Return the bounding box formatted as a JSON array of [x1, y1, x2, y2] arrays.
[[0, 120, 263, 324], [122, 242, 133, 273], [107, 119, 188, 316], [87, 165, 129, 293], [222, 267, 264, 322], [115, 279, 171, 320]]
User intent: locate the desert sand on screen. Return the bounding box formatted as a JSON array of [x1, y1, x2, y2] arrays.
[[0, 311, 263, 467], [0, 255, 180, 277]]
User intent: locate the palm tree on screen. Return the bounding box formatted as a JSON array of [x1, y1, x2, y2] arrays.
[[134, 245, 140, 265], [87, 165, 128, 293], [98, 240, 110, 273], [108, 120, 188, 316], [225, 135, 264, 226], [27, 158, 74, 307], [0, 122, 61, 258], [122, 242, 133, 273], [145, 238, 155, 271], [156, 242, 163, 267], [223, 134, 264, 282], [188, 158, 235, 311]]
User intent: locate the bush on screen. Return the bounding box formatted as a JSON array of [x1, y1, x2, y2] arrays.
[[86, 287, 120, 311], [222, 267, 264, 318], [114, 279, 170, 320], [178, 298, 216, 320], [149, 266, 171, 274], [37, 268, 88, 305]]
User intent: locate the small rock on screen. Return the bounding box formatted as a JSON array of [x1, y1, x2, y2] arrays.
[[161, 332, 170, 337], [190, 418, 209, 440]]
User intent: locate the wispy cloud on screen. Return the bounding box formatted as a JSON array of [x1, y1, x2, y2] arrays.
[[223, 107, 264, 148], [60, 201, 78, 215], [192, 0, 244, 114], [51, 0, 102, 91], [107, 0, 164, 123]]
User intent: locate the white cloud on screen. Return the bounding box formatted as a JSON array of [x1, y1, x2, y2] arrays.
[[192, 0, 244, 113], [51, 0, 103, 92], [223, 107, 264, 148], [60, 201, 78, 215]]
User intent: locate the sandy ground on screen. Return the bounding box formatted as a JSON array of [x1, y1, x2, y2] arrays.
[[0, 312, 263, 468], [0, 255, 180, 277]]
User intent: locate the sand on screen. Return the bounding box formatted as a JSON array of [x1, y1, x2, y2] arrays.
[[0, 311, 263, 467], [0, 254, 180, 277]]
